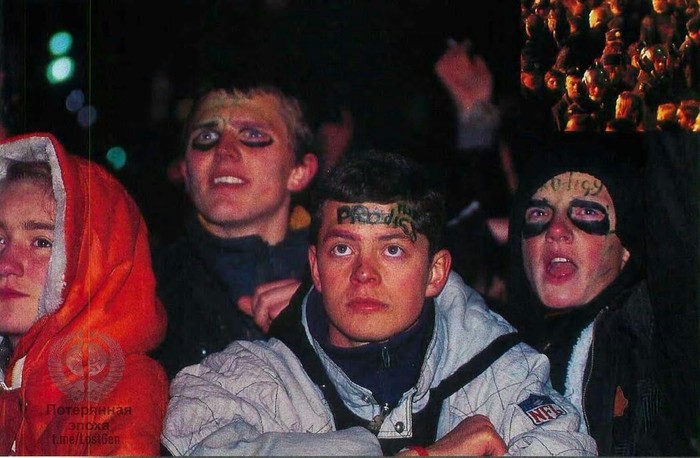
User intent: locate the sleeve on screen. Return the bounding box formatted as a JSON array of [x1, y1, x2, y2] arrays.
[[161, 340, 382, 456], [42, 354, 169, 456], [450, 343, 598, 456], [455, 101, 500, 151], [100, 356, 169, 456]]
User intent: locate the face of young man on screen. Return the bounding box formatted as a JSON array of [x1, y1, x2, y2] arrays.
[[521, 172, 630, 309], [565, 75, 582, 99], [652, 0, 669, 13], [0, 179, 55, 343], [181, 90, 315, 242], [309, 201, 450, 348]]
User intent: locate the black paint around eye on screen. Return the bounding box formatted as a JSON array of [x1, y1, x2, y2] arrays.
[[523, 220, 551, 238], [240, 138, 273, 148], [567, 204, 610, 235], [522, 200, 612, 238], [191, 138, 220, 151], [569, 218, 610, 235], [522, 199, 553, 238]]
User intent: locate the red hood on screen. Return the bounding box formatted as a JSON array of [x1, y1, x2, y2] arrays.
[[0, 133, 167, 455]]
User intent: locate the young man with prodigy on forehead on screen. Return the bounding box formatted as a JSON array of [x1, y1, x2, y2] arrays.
[[162, 150, 595, 456]]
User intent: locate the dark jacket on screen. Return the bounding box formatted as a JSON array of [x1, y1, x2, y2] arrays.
[[498, 134, 671, 455], [679, 35, 700, 93], [151, 215, 310, 379]]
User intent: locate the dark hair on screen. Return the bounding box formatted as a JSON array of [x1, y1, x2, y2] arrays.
[[181, 83, 314, 163], [5, 161, 52, 185], [310, 150, 446, 256]]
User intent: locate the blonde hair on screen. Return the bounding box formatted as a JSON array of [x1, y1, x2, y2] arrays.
[[615, 91, 643, 124], [657, 103, 678, 124]]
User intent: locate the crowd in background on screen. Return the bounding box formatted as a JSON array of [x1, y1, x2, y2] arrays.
[[520, 0, 700, 132]]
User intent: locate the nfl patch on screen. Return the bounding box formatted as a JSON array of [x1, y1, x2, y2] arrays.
[[518, 394, 567, 425]]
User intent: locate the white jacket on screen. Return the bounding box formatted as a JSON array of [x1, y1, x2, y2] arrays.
[[162, 272, 597, 456]]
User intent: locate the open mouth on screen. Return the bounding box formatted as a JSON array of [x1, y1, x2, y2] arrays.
[[545, 256, 577, 278]]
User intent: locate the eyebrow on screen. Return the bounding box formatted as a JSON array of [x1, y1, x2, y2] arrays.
[[527, 198, 551, 207], [322, 228, 413, 243], [322, 228, 360, 242], [23, 220, 55, 231], [377, 233, 414, 243], [191, 120, 221, 131], [192, 118, 273, 132]]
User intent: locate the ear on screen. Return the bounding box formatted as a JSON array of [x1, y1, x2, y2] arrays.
[[179, 158, 191, 193], [425, 249, 452, 298], [620, 246, 630, 269], [288, 153, 319, 192], [308, 245, 323, 293]]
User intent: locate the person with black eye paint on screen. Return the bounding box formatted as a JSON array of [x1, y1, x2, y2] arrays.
[[500, 133, 687, 455], [151, 83, 319, 379]]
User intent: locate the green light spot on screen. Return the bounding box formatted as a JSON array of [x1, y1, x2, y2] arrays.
[[46, 57, 75, 84], [106, 147, 127, 171], [48, 31, 73, 56]]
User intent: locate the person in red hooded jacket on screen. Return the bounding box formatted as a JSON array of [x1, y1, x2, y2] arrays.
[[0, 133, 168, 455]]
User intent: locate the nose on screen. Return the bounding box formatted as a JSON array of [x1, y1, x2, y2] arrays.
[[351, 253, 380, 285], [0, 244, 24, 277], [215, 135, 242, 161], [545, 214, 573, 243]]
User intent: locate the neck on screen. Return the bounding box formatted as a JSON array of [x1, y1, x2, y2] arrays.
[[197, 207, 291, 244]]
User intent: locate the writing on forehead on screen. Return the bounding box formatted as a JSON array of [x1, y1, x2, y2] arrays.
[[538, 172, 603, 196], [336, 203, 417, 242]]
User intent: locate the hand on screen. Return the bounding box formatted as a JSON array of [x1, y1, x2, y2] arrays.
[[237, 279, 302, 333], [425, 414, 507, 456], [435, 39, 494, 112]]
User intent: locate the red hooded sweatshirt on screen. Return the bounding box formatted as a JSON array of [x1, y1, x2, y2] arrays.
[[0, 133, 168, 455]]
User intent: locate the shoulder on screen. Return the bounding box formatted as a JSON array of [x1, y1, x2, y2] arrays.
[[433, 273, 555, 376], [281, 227, 311, 248], [608, 280, 655, 335], [433, 272, 521, 364], [436, 272, 516, 334], [152, 234, 196, 281], [164, 339, 331, 454], [103, 354, 169, 413], [153, 233, 194, 265], [169, 339, 312, 399]]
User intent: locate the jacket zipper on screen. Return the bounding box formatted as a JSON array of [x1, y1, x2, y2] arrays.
[[366, 346, 394, 433]]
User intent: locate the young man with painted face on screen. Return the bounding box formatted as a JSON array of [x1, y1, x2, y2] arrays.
[[161, 150, 596, 456], [152, 83, 318, 379], [504, 134, 670, 455]]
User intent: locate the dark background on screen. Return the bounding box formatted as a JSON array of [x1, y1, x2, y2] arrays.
[[1, 0, 520, 244]]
